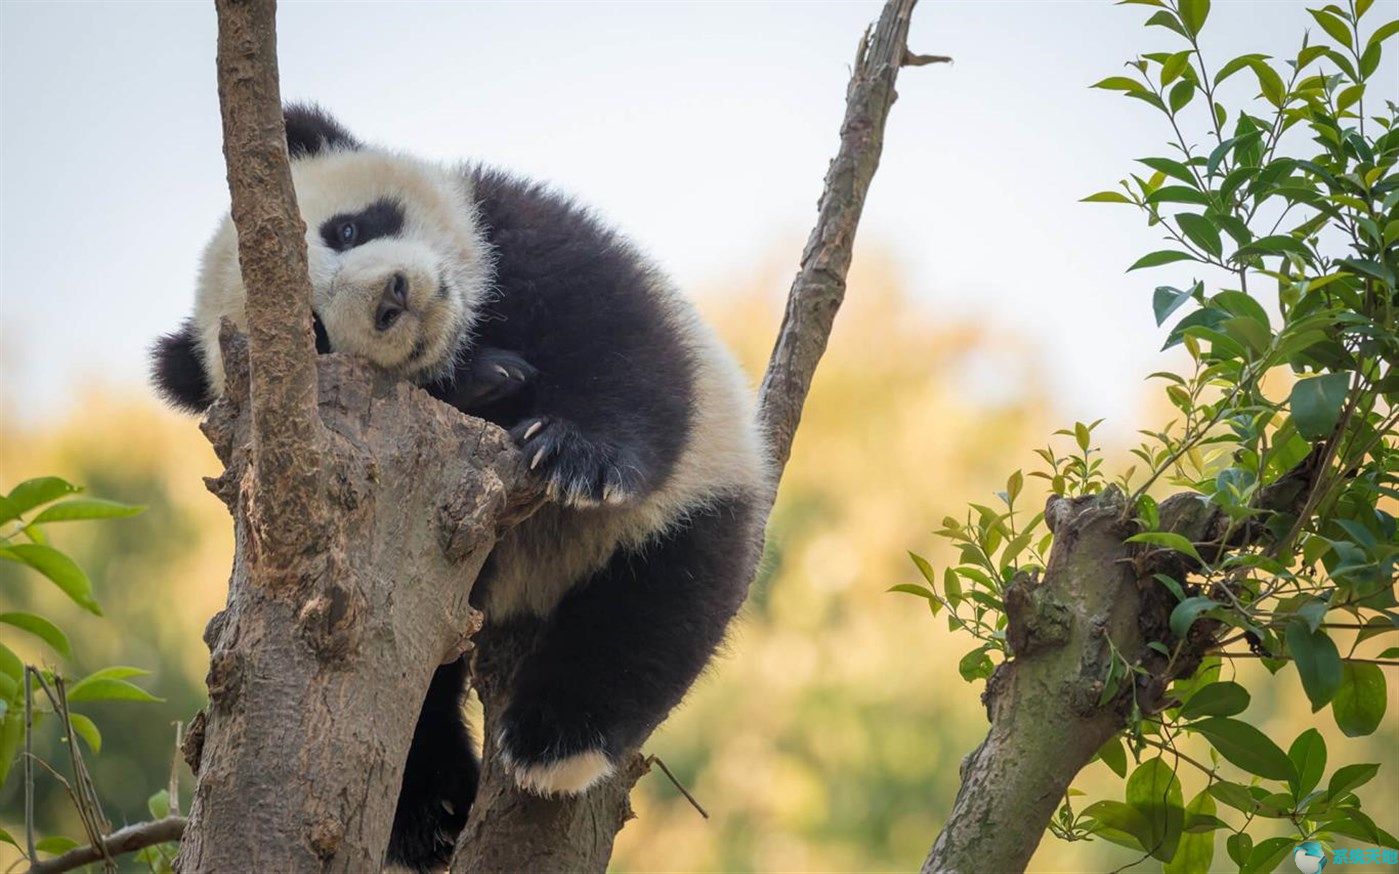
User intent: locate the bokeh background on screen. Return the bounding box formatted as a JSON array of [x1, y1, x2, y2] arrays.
[[1, 1, 1395, 871]]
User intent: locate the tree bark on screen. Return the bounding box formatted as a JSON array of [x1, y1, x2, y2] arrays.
[[178, 337, 525, 872], [922, 452, 1325, 873], [179, 0, 935, 870], [923, 490, 1143, 873]]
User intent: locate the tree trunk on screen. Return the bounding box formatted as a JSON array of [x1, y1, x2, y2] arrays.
[[178, 344, 525, 872], [923, 490, 1142, 873]]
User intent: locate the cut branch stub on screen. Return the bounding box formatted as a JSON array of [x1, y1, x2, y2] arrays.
[[177, 353, 524, 873], [924, 488, 1142, 874]]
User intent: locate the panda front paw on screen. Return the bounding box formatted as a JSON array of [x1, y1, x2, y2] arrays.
[[457, 346, 536, 410], [509, 416, 643, 508], [495, 701, 616, 796]]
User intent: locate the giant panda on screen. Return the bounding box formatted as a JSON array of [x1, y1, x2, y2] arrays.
[[151, 105, 768, 871]]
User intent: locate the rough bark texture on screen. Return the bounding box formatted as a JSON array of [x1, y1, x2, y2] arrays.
[[923, 489, 1143, 873], [213, 0, 324, 572], [178, 0, 929, 870], [758, 0, 930, 473], [177, 339, 524, 872], [921, 451, 1326, 873]]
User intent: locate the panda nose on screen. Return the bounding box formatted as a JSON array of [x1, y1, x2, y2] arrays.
[[375, 273, 409, 331]]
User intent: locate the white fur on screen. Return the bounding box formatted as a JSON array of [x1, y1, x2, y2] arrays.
[[192, 148, 490, 396], [497, 736, 615, 796]]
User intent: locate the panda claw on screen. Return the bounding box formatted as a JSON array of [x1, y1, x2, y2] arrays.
[[493, 364, 511, 379], [530, 448, 546, 470], [522, 419, 544, 442]]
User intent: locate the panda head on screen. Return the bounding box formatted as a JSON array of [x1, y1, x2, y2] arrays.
[[167, 104, 490, 406]]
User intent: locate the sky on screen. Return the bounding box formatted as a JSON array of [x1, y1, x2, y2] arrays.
[[2, 0, 1396, 433]]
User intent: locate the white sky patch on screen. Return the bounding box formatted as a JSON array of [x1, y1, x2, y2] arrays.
[[2, 0, 1394, 434]]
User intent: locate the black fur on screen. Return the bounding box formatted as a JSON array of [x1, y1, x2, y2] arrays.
[[283, 103, 360, 158], [387, 656, 478, 871], [429, 167, 696, 499], [496, 491, 760, 765], [151, 322, 211, 413], [319, 198, 405, 252]]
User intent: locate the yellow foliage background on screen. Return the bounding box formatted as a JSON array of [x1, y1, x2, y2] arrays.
[[1, 253, 1395, 872]]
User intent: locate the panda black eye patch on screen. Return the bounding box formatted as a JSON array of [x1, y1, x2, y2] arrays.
[[319, 198, 406, 252]]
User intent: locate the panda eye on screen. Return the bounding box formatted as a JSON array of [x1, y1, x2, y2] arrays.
[[338, 221, 358, 246]]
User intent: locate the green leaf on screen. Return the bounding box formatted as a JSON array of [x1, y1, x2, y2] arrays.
[[1098, 734, 1128, 777], [1209, 781, 1258, 814], [1176, 213, 1222, 257], [1286, 621, 1343, 710], [35, 836, 80, 854], [1178, 0, 1209, 35], [1308, 8, 1353, 47], [1179, 681, 1249, 718], [1216, 53, 1270, 84], [1327, 762, 1379, 800], [0, 827, 16, 849], [1288, 728, 1327, 797], [1126, 757, 1185, 861], [1167, 78, 1195, 113], [3, 477, 79, 520], [1246, 58, 1286, 106], [1138, 157, 1198, 186], [1187, 717, 1296, 781], [0, 643, 21, 684], [1289, 372, 1351, 440], [1165, 791, 1217, 874], [65, 677, 161, 704], [1152, 285, 1196, 326], [1242, 836, 1295, 874], [957, 647, 994, 682], [1169, 596, 1218, 638], [909, 552, 936, 584], [30, 498, 144, 524], [1082, 190, 1134, 204], [0, 544, 101, 615], [888, 583, 934, 599], [148, 788, 171, 819], [1128, 531, 1204, 563], [68, 712, 101, 754], [1093, 76, 1147, 93], [1084, 800, 1151, 851], [1332, 662, 1386, 737], [1366, 19, 1399, 55], [0, 612, 72, 659]]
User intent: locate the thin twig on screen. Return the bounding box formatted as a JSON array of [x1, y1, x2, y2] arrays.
[[24, 668, 35, 863], [646, 755, 709, 820], [1214, 651, 1399, 667], [26, 818, 187, 874]]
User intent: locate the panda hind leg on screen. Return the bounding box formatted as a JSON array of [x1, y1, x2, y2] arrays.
[[387, 656, 479, 872], [494, 491, 760, 795]]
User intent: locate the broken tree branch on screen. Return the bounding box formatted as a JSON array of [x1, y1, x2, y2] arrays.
[[28, 818, 186, 874], [758, 0, 928, 477]]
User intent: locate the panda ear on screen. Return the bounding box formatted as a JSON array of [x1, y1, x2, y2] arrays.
[[284, 103, 360, 159]]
